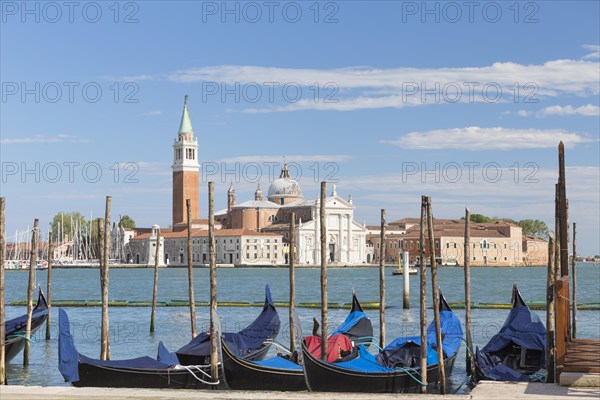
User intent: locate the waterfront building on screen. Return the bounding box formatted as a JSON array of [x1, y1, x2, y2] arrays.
[[217, 171, 369, 265], [127, 225, 284, 266]]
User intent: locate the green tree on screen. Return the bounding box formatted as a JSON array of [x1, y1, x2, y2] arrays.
[[51, 211, 87, 241], [518, 219, 549, 239], [470, 214, 494, 223], [119, 215, 136, 229]]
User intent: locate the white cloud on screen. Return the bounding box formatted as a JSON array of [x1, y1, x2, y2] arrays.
[[382, 127, 594, 150], [1, 134, 89, 145], [512, 104, 600, 118], [582, 44, 600, 60], [538, 104, 600, 117], [143, 110, 162, 116], [166, 61, 599, 97], [115, 55, 599, 112]]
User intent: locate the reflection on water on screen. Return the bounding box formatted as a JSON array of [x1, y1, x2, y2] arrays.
[[3, 264, 599, 391]]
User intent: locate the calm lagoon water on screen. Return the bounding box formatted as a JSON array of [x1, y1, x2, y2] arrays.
[[4, 264, 600, 391]]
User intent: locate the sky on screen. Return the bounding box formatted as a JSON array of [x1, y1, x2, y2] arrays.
[[1, 1, 599, 255]]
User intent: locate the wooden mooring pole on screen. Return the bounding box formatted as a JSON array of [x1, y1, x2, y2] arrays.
[[426, 197, 446, 394], [571, 222, 577, 339], [464, 208, 474, 378], [319, 181, 328, 360], [419, 196, 428, 393], [186, 198, 197, 338], [100, 196, 111, 360], [208, 182, 219, 384], [150, 231, 161, 333], [23, 218, 39, 367], [554, 184, 561, 282], [0, 197, 6, 384], [558, 142, 569, 276], [45, 232, 53, 340], [546, 233, 556, 383], [402, 250, 410, 309], [289, 212, 297, 352], [379, 208, 386, 347]]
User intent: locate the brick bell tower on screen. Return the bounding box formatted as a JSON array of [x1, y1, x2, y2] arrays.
[[172, 95, 200, 226]]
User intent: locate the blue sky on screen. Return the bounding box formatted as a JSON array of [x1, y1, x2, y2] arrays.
[[1, 1, 599, 254]]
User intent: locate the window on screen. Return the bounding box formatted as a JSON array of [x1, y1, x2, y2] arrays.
[[473, 257, 476, 261], [446, 243, 450, 249]]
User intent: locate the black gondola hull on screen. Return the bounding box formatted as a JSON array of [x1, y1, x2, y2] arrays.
[[4, 289, 48, 362], [72, 363, 216, 389], [222, 340, 307, 391], [302, 343, 456, 393]]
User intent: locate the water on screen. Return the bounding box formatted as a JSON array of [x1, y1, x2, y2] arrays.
[[4, 264, 600, 391]]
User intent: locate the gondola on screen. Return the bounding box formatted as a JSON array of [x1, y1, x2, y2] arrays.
[[221, 291, 374, 391], [302, 291, 463, 393], [475, 284, 546, 382], [175, 284, 280, 366], [4, 287, 48, 362], [58, 308, 219, 389]]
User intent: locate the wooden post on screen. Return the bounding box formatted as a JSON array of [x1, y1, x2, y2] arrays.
[[319, 181, 328, 360], [0, 198, 6, 384], [100, 196, 111, 360], [208, 182, 219, 384], [45, 232, 53, 340], [289, 212, 297, 352], [554, 184, 561, 282], [402, 250, 410, 309], [379, 209, 386, 347], [571, 222, 577, 339], [23, 218, 39, 367], [464, 208, 474, 377], [186, 198, 197, 338], [150, 231, 161, 333], [419, 196, 428, 393], [426, 197, 446, 394], [558, 142, 569, 276], [546, 233, 556, 383]]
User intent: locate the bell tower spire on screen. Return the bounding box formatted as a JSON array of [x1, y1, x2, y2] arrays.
[[172, 95, 200, 227]]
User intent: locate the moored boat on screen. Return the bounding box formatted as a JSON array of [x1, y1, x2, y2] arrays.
[[58, 309, 218, 389], [4, 287, 48, 362], [301, 291, 463, 393], [221, 292, 374, 391], [175, 284, 280, 366], [475, 284, 546, 382]]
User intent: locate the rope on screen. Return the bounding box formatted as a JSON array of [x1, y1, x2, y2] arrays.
[[530, 371, 547, 383], [393, 366, 427, 386], [6, 333, 38, 344], [179, 365, 220, 385], [264, 339, 292, 355], [353, 336, 383, 351]]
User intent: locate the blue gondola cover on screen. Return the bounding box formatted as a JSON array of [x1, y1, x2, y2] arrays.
[[476, 288, 546, 381], [58, 309, 80, 382], [254, 356, 303, 370], [177, 285, 280, 360]]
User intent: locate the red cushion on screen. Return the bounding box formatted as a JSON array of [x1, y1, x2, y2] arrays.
[[305, 334, 353, 363]]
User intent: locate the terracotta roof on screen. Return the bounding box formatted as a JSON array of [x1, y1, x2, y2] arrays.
[[131, 228, 280, 241]]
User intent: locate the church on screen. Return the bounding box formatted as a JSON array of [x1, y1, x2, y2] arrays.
[[125, 96, 369, 266]]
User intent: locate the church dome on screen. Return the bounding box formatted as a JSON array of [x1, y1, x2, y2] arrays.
[[268, 163, 303, 202], [268, 178, 302, 197]]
